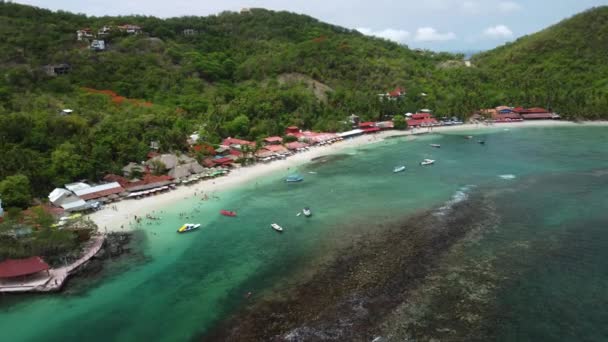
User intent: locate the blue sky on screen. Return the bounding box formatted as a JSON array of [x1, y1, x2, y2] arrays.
[[13, 0, 608, 51]]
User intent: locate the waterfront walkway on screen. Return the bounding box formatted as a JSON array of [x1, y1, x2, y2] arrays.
[[0, 235, 105, 293]]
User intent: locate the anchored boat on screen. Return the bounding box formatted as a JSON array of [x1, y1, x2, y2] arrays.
[[286, 174, 304, 182], [420, 159, 435, 166], [220, 209, 237, 217], [271, 223, 284, 232], [393, 166, 406, 173], [303, 207, 312, 217]]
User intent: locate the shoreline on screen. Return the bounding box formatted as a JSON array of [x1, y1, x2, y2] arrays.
[[88, 120, 605, 232]]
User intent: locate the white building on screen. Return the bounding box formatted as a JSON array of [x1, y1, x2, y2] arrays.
[[90, 40, 105, 51], [76, 29, 94, 41], [48, 188, 88, 212]]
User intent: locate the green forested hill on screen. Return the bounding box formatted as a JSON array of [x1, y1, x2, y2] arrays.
[[0, 2, 606, 200], [472, 6, 608, 117]]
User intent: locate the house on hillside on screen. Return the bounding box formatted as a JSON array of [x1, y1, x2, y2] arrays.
[[348, 114, 360, 127], [183, 29, 198, 36], [43, 64, 70, 76], [117, 24, 142, 35], [378, 87, 406, 101], [76, 28, 94, 41], [98, 25, 113, 37]]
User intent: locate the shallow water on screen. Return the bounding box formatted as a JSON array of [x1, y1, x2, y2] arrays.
[[1, 126, 607, 341]]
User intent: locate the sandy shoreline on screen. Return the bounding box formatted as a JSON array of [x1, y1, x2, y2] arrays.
[[88, 120, 605, 232]]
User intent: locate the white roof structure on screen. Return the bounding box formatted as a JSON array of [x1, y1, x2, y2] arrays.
[[73, 182, 121, 197], [49, 188, 72, 204], [61, 199, 89, 212], [338, 129, 364, 138], [65, 182, 91, 192], [420, 109, 432, 113], [405, 113, 413, 117]]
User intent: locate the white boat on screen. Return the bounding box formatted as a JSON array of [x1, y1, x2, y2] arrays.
[[393, 166, 406, 173], [420, 159, 435, 166], [430, 144, 441, 148], [271, 223, 283, 232], [303, 207, 312, 217]]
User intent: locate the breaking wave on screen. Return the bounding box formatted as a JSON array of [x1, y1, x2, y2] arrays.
[[499, 174, 516, 180], [434, 185, 475, 217]]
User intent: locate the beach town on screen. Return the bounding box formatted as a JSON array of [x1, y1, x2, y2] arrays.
[[0, 105, 571, 293]]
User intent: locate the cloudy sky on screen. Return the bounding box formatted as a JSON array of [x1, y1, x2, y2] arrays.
[[14, 0, 607, 51]]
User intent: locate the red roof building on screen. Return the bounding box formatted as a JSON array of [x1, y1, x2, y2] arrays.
[[363, 127, 381, 133], [285, 126, 300, 134], [212, 157, 234, 166], [263, 145, 288, 153], [521, 113, 555, 120], [285, 142, 309, 150], [411, 113, 432, 120], [222, 138, 255, 148], [358, 122, 376, 129], [0, 257, 49, 278], [264, 136, 283, 144], [407, 119, 439, 127]]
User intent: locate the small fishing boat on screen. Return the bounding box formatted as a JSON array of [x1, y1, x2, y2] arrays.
[[430, 144, 441, 148], [286, 174, 304, 182], [393, 166, 406, 173], [303, 207, 312, 217], [177, 223, 201, 233], [465, 135, 473, 139], [477, 140, 486, 145], [420, 159, 435, 166], [220, 209, 237, 217], [271, 223, 283, 232]]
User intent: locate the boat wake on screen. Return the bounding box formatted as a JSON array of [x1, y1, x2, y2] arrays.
[[499, 174, 516, 180], [434, 186, 475, 217]]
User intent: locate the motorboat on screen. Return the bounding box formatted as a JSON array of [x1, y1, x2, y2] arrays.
[[220, 210, 237, 217], [477, 140, 486, 145], [420, 159, 435, 166], [271, 223, 284, 232], [177, 223, 201, 233], [465, 135, 473, 139], [303, 207, 312, 217], [393, 166, 406, 173], [430, 144, 441, 148], [286, 174, 304, 182]]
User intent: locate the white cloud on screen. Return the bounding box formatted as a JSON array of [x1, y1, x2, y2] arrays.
[[498, 1, 522, 13], [461, 1, 480, 14], [414, 27, 456, 42], [483, 25, 513, 38], [357, 27, 411, 43]]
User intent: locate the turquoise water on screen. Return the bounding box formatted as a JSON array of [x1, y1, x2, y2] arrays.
[[1, 125, 607, 341]]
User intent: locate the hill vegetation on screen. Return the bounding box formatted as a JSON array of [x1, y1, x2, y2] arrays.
[[473, 6, 608, 118], [0, 2, 607, 201]]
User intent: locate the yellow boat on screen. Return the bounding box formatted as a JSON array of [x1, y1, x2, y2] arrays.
[[177, 223, 201, 233]]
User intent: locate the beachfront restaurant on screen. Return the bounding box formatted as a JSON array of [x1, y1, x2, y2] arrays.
[[0, 257, 50, 291]]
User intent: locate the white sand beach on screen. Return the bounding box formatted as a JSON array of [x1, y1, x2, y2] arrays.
[[89, 120, 603, 232]]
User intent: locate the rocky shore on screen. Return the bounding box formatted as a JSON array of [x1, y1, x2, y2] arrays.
[[201, 192, 499, 341], [68, 232, 136, 282]]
